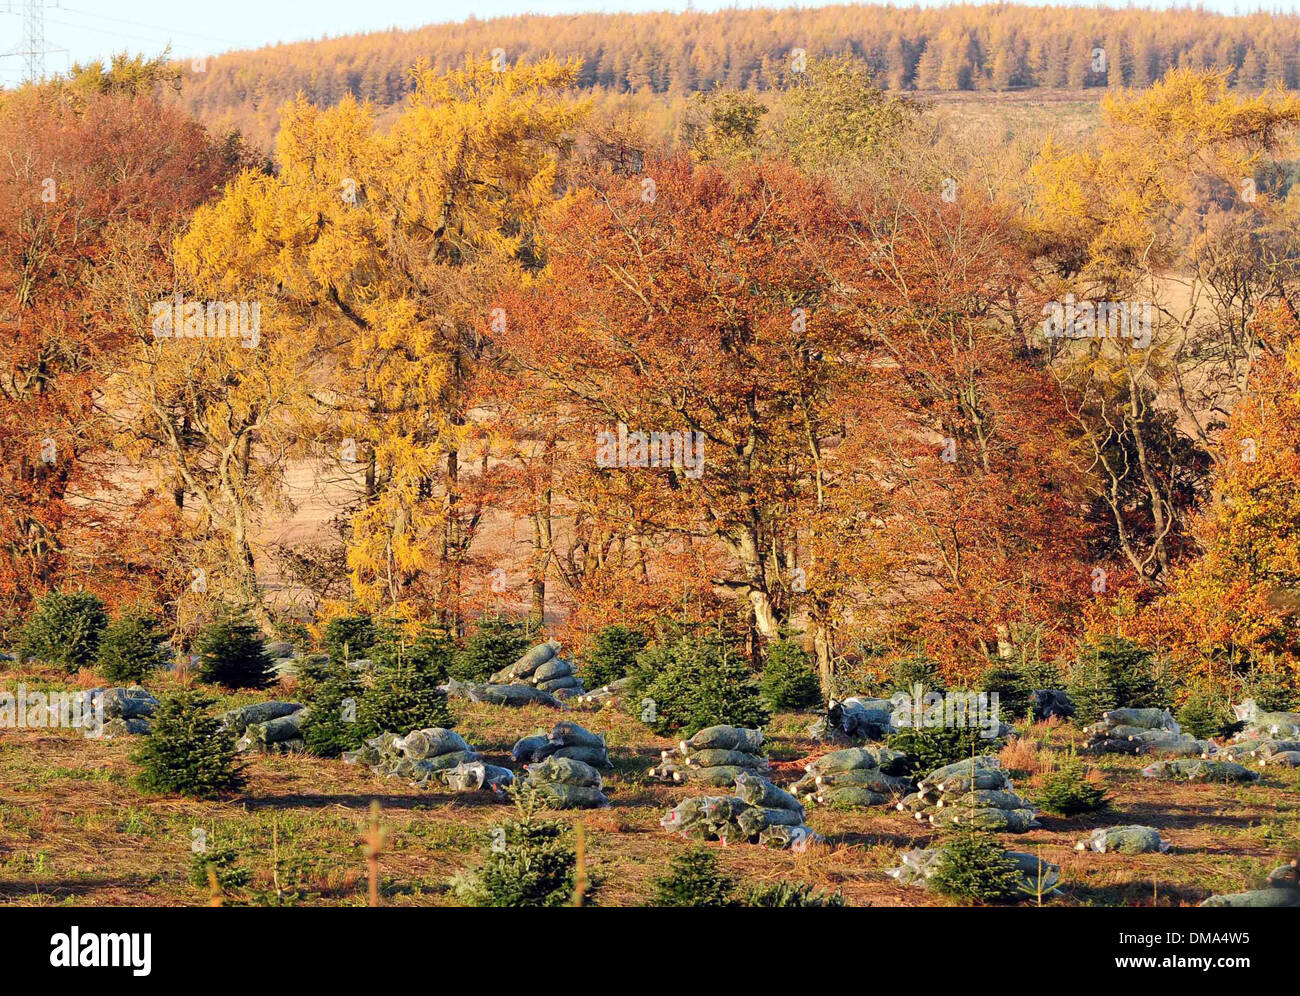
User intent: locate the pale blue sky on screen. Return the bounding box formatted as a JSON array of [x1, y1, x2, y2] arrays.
[[0, 0, 1293, 83]]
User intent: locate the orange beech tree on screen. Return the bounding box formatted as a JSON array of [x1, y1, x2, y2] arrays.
[[502, 156, 1094, 682], [0, 59, 238, 626], [809, 187, 1095, 683], [501, 156, 864, 659], [1138, 302, 1300, 690]]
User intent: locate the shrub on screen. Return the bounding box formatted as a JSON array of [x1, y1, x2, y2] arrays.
[[370, 621, 456, 680], [97, 609, 171, 684], [356, 665, 453, 739], [321, 614, 376, 663], [299, 658, 364, 757], [19, 590, 109, 671], [760, 639, 822, 710], [449, 617, 531, 682], [196, 617, 274, 689], [1239, 661, 1299, 713], [1035, 756, 1109, 816], [741, 881, 846, 907], [1068, 636, 1167, 725], [651, 847, 735, 907], [132, 690, 245, 798], [889, 653, 947, 695], [188, 844, 250, 890], [1176, 694, 1234, 740], [631, 635, 770, 737], [580, 624, 649, 687], [979, 666, 1033, 723], [888, 724, 1005, 778], [929, 828, 1025, 903], [453, 793, 579, 907]]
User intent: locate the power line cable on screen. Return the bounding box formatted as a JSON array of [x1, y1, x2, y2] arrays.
[[56, 5, 241, 46]]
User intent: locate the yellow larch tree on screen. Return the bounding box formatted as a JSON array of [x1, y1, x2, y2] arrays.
[[176, 56, 587, 626]]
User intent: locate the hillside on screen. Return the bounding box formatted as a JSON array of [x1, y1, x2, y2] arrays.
[[174, 3, 1300, 147]]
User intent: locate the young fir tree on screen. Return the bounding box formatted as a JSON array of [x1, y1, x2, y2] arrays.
[[369, 620, 456, 679], [651, 847, 736, 907], [632, 634, 770, 736], [132, 690, 245, 798], [580, 624, 649, 687], [97, 609, 171, 683], [449, 617, 531, 682], [889, 653, 947, 695], [1176, 694, 1233, 740], [321, 614, 377, 663], [1068, 635, 1165, 725], [978, 665, 1033, 723], [759, 639, 823, 710], [188, 843, 250, 890], [888, 724, 1004, 778], [298, 657, 365, 757], [929, 828, 1024, 903], [1035, 755, 1110, 816], [196, 616, 275, 689], [453, 790, 580, 907], [742, 881, 846, 907], [19, 589, 109, 672], [355, 664, 453, 739]]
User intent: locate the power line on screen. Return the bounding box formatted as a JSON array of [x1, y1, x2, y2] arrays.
[[56, 5, 241, 47], [0, 0, 66, 81], [2, 3, 245, 82]]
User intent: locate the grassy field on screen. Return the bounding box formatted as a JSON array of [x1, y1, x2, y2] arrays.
[[2, 665, 1296, 907]]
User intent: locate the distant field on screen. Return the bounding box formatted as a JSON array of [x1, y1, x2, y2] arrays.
[[923, 88, 1105, 144]]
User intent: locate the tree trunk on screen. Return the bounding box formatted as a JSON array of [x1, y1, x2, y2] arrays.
[[812, 618, 834, 697]]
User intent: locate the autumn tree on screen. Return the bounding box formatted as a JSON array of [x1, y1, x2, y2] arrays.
[[0, 56, 239, 625], [174, 56, 587, 627], [1143, 302, 1300, 690], [502, 157, 865, 652], [815, 187, 1093, 682], [1030, 69, 1300, 587]]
